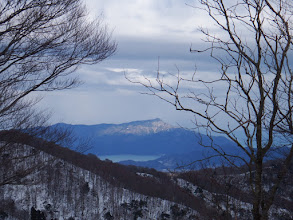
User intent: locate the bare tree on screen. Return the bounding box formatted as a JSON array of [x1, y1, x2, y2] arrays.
[[0, 0, 116, 186], [0, 0, 116, 130], [129, 0, 293, 219]]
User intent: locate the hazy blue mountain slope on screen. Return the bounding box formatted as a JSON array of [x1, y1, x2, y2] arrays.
[[50, 119, 238, 156], [47, 119, 287, 171], [119, 148, 249, 171]]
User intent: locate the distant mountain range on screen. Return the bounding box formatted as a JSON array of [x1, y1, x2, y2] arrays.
[[48, 119, 287, 171], [48, 119, 248, 170], [51, 119, 237, 154]]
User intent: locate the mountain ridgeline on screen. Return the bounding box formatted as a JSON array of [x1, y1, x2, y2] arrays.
[[48, 119, 287, 171], [51, 119, 232, 155]]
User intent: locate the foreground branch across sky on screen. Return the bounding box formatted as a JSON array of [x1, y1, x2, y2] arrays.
[[0, 0, 117, 130], [131, 0, 293, 219]]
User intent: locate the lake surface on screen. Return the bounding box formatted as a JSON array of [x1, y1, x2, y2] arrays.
[[99, 154, 162, 162]]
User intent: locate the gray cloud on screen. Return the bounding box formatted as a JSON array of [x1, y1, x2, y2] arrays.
[[37, 0, 225, 127]]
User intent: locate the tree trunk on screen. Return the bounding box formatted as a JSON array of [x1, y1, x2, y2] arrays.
[[252, 156, 264, 220]]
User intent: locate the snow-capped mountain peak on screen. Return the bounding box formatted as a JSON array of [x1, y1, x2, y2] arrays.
[[100, 119, 175, 135]]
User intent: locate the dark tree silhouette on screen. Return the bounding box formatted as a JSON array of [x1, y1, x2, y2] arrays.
[[129, 0, 293, 219], [0, 0, 116, 131], [0, 0, 116, 186]]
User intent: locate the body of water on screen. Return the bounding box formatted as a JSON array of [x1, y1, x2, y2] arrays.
[[99, 154, 162, 162]]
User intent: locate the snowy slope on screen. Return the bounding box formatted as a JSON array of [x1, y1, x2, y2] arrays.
[[0, 143, 200, 220], [1, 135, 291, 220]]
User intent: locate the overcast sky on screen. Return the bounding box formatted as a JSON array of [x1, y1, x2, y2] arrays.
[[38, 0, 218, 127]]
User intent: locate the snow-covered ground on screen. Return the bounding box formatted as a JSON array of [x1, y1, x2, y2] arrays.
[[0, 143, 200, 220]]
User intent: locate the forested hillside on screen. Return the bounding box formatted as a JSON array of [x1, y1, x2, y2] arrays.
[[1, 131, 292, 219]]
